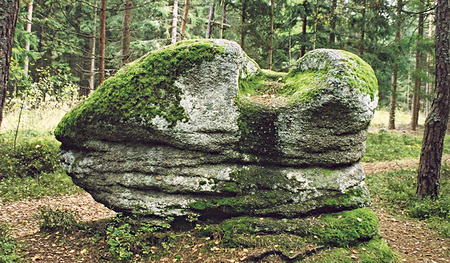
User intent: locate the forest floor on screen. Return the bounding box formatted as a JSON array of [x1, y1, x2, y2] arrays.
[[1, 159, 450, 262]]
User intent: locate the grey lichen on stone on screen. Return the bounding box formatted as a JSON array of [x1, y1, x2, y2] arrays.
[[55, 39, 378, 223]]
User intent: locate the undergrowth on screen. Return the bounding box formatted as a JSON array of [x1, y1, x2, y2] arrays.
[[363, 128, 450, 162], [0, 222, 20, 262], [366, 163, 450, 238]]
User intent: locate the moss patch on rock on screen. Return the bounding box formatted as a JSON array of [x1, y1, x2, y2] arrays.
[[189, 166, 369, 217], [196, 208, 379, 249], [55, 40, 224, 142], [237, 49, 378, 106]]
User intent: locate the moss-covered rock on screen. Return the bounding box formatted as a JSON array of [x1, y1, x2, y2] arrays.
[[55, 40, 378, 230]]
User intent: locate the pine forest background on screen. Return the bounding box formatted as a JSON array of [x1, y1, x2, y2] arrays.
[[6, 0, 437, 128]]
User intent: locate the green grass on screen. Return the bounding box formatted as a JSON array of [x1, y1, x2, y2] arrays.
[[363, 128, 450, 162], [1, 107, 83, 202], [366, 164, 450, 239], [0, 223, 20, 262]]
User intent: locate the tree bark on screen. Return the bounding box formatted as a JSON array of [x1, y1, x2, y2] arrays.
[[312, 0, 319, 50], [329, 0, 336, 44], [171, 0, 178, 43], [239, 0, 247, 50], [219, 0, 227, 39], [24, 0, 33, 78], [268, 0, 274, 70], [359, 0, 366, 55], [389, 0, 402, 130], [411, 11, 425, 131], [300, 1, 307, 57], [88, 3, 98, 95], [416, 0, 450, 198], [205, 1, 215, 39], [122, 0, 132, 66], [0, 0, 20, 130], [99, 0, 107, 85], [180, 0, 190, 40]]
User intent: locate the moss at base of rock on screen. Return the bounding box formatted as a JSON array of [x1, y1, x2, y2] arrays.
[[195, 208, 386, 260]]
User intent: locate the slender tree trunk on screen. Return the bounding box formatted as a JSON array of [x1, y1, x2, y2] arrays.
[[288, 10, 292, 67], [219, 0, 227, 39], [300, 1, 307, 57], [268, 0, 274, 70], [35, 24, 43, 82], [89, 3, 98, 94], [425, 14, 434, 115], [99, 0, 107, 85], [312, 0, 319, 50], [24, 0, 33, 78], [359, 0, 366, 55], [389, 0, 402, 130], [205, 1, 215, 39], [389, 66, 398, 129], [416, 0, 449, 198], [180, 0, 190, 40], [329, 0, 336, 44], [239, 0, 247, 50], [171, 0, 178, 43], [122, 0, 132, 66], [0, 0, 20, 130], [411, 11, 425, 131]]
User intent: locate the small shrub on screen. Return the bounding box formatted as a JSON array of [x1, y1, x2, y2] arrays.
[[106, 214, 171, 261], [0, 223, 20, 262], [37, 206, 80, 233], [0, 137, 60, 179]]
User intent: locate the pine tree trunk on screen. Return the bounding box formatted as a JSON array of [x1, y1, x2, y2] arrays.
[[88, 3, 98, 95], [99, 0, 107, 85], [171, 0, 178, 43], [416, 0, 449, 198], [329, 0, 336, 44], [180, 0, 190, 40], [219, 0, 227, 39], [0, 0, 20, 130], [205, 1, 215, 39], [24, 1, 34, 78], [359, 0, 366, 55], [300, 1, 307, 57], [268, 0, 274, 70], [389, 0, 402, 130], [389, 66, 398, 129], [411, 12, 424, 131], [312, 0, 319, 50], [122, 0, 132, 66], [239, 0, 247, 50]]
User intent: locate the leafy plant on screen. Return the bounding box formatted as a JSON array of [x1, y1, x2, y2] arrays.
[[36, 206, 80, 233], [0, 223, 20, 262], [106, 214, 171, 261], [0, 136, 60, 179]]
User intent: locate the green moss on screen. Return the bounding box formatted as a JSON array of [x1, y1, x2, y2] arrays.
[[340, 50, 378, 100], [55, 40, 224, 143], [238, 69, 287, 97], [189, 167, 369, 217], [198, 208, 379, 249], [303, 237, 399, 262], [313, 208, 379, 247], [237, 49, 378, 108]]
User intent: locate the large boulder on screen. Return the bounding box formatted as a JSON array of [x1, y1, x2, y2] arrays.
[[55, 39, 378, 222]]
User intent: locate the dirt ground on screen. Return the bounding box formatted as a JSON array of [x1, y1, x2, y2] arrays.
[[1, 160, 450, 262]]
